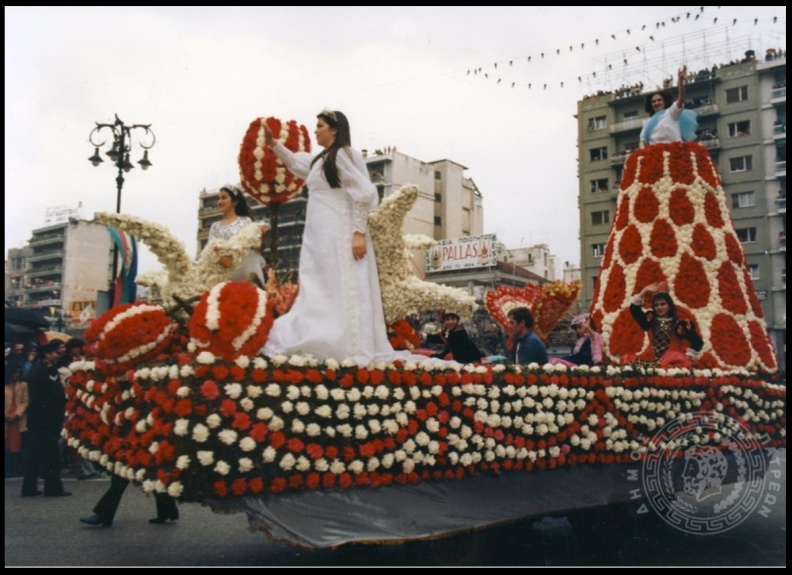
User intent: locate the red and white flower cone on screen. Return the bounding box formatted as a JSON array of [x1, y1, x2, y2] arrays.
[[590, 142, 777, 372]]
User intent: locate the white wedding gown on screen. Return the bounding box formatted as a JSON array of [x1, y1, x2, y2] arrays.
[[263, 143, 411, 367]]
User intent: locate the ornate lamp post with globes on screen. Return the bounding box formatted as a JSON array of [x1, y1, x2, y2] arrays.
[[88, 114, 156, 305]]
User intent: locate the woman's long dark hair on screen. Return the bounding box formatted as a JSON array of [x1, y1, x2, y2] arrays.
[[220, 185, 255, 219], [310, 110, 351, 189]]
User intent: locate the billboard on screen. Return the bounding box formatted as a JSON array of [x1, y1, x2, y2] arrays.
[[426, 234, 497, 272], [44, 202, 83, 225]]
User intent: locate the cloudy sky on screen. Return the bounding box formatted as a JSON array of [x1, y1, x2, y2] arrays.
[[5, 6, 786, 275]]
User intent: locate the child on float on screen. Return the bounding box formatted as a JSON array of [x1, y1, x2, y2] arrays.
[[620, 282, 703, 369]]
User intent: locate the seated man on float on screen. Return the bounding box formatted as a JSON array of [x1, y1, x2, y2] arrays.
[[506, 307, 548, 366], [430, 312, 483, 364]]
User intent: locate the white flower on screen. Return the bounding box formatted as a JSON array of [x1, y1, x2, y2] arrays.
[[224, 383, 243, 399], [355, 424, 369, 440], [314, 458, 329, 472], [306, 423, 321, 437], [281, 400, 294, 414], [265, 384, 281, 397], [279, 453, 296, 471], [167, 482, 184, 498], [196, 351, 216, 364], [214, 460, 231, 475], [330, 459, 346, 475], [269, 416, 284, 431], [291, 419, 305, 434], [262, 446, 277, 463], [239, 437, 257, 452], [367, 457, 381, 472], [239, 397, 254, 412], [246, 384, 263, 399], [330, 388, 346, 401], [296, 456, 311, 472], [218, 429, 238, 445], [173, 419, 190, 436], [176, 386, 191, 397], [176, 455, 191, 470], [238, 457, 254, 473], [197, 450, 215, 466], [192, 424, 209, 442]]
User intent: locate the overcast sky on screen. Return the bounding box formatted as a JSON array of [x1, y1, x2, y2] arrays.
[[5, 6, 786, 275]]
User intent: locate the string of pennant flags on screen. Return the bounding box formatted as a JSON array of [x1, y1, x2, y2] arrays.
[[464, 6, 785, 93]]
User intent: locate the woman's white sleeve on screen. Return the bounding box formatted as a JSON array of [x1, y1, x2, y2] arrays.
[[271, 141, 313, 179], [337, 147, 378, 233]]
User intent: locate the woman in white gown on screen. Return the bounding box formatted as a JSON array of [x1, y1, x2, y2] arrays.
[[262, 110, 405, 367], [209, 185, 268, 287]]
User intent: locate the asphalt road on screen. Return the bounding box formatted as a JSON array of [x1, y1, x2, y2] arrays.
[[5, 454, 786, 567]]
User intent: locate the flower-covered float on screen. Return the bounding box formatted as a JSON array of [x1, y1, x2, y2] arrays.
[[65, 134, 785, 549]]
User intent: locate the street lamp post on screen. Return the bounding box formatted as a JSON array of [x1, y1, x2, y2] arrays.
[[88, 115, 155, 305]]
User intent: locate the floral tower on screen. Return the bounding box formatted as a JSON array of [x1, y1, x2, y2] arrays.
[[590, 142, 778, 373]]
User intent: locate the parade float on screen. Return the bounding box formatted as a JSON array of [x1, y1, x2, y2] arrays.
[[64, 124, 785, 549]]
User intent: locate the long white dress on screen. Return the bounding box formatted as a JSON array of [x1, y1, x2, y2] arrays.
[[263, 143, 403, 367]]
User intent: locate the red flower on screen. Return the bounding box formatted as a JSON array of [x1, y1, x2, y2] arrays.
[[249, 423, 268, 442], [214, 480, 228, 497], [200, 380, 220, 400], [231, 478, 248, 496], [324, 446, 338, 460], [306, 443, 324, 459], [173, 399, 193, 417], [232, 412, 252, 431], [248, 477, 265, 494], [219, 399, 237, 417], [251, 369, 268, 383], [212, 365, 230, 380], [289, 474, 304, 489], [287, 438, 305, 453], [305, 473, 321, 489], [270, 477, 287, 493], [269, 432, 286, 449]]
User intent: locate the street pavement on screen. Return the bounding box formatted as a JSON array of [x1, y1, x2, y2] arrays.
[[5, 453, 786, 566]]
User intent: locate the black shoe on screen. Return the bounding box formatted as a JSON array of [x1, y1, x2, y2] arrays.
[[80, 514, 112, 527], [148, 515, 179, 524], [44, 491, 72, 497], [21, 490, 42, 498]]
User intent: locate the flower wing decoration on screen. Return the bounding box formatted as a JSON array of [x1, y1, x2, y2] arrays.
[[590, 142, 778, 373], [238, 117, 311, 205], [485, 283, 543, 329], [532, 280, 582, 341], [368, 184, 477, 323]]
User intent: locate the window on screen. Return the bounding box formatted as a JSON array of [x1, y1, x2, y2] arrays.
[[729, 155, 753, 173], [590, 178, 609, 193], [588, 116, 606, 130], [624, 110, 639, 119], [434, 171, 442, 180], [748, 264, 760, 280], [589, 146, 608, 162], [592, 243, 606, 257], [434, 216, 442, 226], [735, 227, 757, 243], [434, 192, 441, 203], [731, 191, 756, 208], [727, 120, 751, 137], [592, 276, 599, 291], [591, 210, 610, 226], [725, 86, 748, 103]]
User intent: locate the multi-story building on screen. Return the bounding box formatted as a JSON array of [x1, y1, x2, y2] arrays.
[[577, 55, 786, 364], [6, 219, 113, 327], [363, 148, 484, 244], [501, 243, 558, 281]]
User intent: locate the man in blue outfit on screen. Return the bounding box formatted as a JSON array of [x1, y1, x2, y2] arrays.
[[506, 307, 548, 366]]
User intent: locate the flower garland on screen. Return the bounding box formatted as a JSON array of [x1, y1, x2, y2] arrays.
[[387, 319, 421, 351], [63, 355, 786, 501], [591, 142, 778, 373], [238, 117, 311, 205]]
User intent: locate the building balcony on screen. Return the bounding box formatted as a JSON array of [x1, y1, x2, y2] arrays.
[[27, 267, 62, 279], [27, 283, 61, 294], [697, 137, 720, 150], [29, 234, 65, 247], [773, 123, 786, 136], [776, 160, 787, 175], [609, 118, 643, 134], [689, 103, 719, 116], [27, 250, 65, 263], [771, 86, 786, 101]]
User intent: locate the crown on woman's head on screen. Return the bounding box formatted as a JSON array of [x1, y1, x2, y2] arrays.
[[318, 108, 337, 122]]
